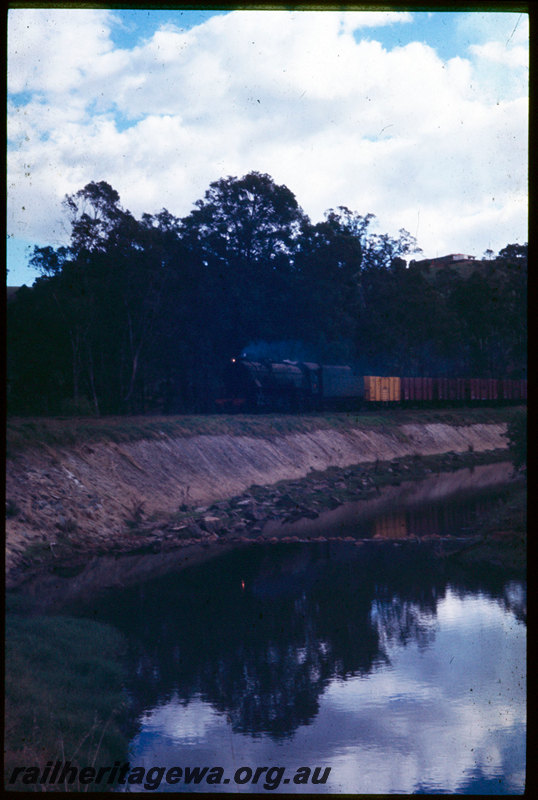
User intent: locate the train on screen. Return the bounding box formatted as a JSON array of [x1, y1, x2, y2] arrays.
[[215, 357, 527, 413]]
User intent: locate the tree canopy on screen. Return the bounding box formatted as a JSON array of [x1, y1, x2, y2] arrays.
[[7, 173, 526, 415]]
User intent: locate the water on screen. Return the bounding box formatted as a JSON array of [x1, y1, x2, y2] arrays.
[[261, 461, 517, 542], [72, 541, 525, 794], [8, 464, 526, 793]]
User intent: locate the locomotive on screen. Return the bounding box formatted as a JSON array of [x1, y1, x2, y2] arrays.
[[215, 357, 527, 413]]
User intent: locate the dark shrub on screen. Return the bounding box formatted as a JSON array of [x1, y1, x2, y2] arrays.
[[506, 411, 526, 470]]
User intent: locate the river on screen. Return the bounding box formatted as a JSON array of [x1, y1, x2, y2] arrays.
[[6, 463, 526, 794]]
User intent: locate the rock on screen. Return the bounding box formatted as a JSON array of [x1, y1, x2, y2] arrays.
[[172, 527, 198, 540], [275, 494, 296, 508], [202, 515, 223, 527], [232, 523, 247, 533], [326, 496, 341, 510]]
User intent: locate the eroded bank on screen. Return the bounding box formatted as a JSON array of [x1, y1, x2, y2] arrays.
[[6, 412, 514, 586]]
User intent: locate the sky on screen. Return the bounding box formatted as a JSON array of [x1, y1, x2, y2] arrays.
[[7, 7, 529, 286]]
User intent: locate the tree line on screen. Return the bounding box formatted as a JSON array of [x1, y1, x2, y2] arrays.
[[7, 173, 527, 415]]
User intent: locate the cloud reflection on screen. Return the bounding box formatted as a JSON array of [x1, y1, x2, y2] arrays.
[[125, 559, 525, 793]]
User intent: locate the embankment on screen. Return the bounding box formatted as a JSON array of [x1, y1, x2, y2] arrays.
[[5, 409, 517, 586]]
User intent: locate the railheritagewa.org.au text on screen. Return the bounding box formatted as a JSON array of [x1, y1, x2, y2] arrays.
[[8, 761, 332, 791]]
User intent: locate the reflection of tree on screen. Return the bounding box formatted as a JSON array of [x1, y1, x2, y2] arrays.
[[117, 545, 385, 739], [502, 582, 526, 624], [371, 598, 437, 653], [199, 635, 332, 738], [81, 543, 524, 741]]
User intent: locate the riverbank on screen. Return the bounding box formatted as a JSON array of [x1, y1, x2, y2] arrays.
[[6, 408, 524, 587], [444, 479, 526, 571]]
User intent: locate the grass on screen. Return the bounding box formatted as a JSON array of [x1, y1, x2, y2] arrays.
[[4, 607, 131, 791], [6, 406, 525, 455]]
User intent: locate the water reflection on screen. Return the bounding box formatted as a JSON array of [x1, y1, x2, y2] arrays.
[[262, 461, 516, 542], [373, 495, 496, 540], [74, 542, 525, 794], [14, 461, 517, 614]]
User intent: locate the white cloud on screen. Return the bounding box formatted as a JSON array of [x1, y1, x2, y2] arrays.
[[470, 40, 528, 68], [7, 8, 528, 265], [8, 8, 117, 95]]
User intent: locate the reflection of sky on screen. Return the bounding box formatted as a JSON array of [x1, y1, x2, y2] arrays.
[[140, 695, 226, 745], [128, 588, 525, 793]]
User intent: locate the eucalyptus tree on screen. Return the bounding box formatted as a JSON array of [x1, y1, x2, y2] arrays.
[[176, 172, 308, 404], [292, 207, 367, 361], [26, 182, 179, 413]]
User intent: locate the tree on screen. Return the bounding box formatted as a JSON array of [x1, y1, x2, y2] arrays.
[[293, 207, 367, 360], [182, 171, 306, 269], [361, 227, 422, 272], [25, 247, 91, 410], [506, 410, 527, 471], [25, 183, 137, 412], [12, 173, 524, 417], [7, 281, 72, 414], [16, 184, 179, 414], [62, 180, 129, 254], [443, 243, 527, 377], [355, 262, 453, 374], [494, 243, 527, 377], [115, 211, 179, 410], [28, 245, 69, 276], [497, 242, 527, 263], [178, 172, 308, 384]]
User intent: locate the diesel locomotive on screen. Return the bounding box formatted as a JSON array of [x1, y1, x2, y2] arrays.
[[215, 357, 527, 413]]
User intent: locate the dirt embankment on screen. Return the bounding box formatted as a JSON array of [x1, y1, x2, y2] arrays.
[[6, 420, 508, 585]]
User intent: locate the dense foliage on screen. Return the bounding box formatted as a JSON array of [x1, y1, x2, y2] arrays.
[[7, 174, 527, 415], [506, 410, 527, 470]]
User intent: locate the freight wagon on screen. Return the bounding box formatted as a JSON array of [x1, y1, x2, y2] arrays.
[[215, 357, 527, 412]]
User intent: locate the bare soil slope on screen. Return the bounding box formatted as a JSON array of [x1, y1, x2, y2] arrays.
[[6, 420, 508, 580]]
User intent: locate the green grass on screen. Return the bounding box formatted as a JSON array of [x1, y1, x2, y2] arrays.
[[4, 609, 131, 791], [6, 406, 524, 455]]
